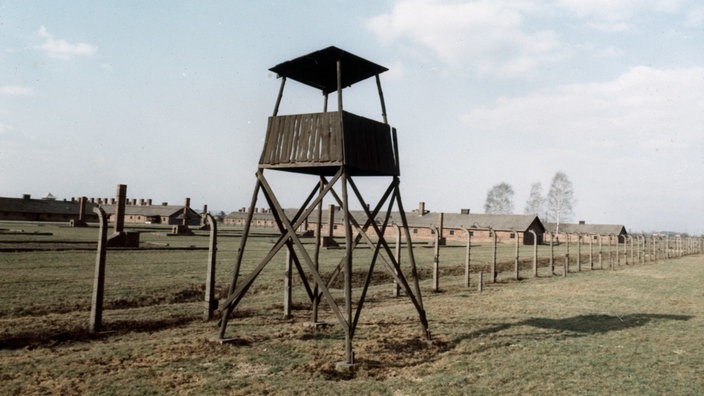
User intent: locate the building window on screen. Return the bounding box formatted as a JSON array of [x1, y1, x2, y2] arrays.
[[449, 230, 455, 236], [412, 228, 418, 234], [510, 233, 516, 239]]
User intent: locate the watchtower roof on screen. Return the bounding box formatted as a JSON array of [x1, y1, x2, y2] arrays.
[[269, 46, 388, 94]]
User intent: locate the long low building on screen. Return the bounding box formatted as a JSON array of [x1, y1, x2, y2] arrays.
[[545, 221, 628, 244], [0, 194, 92, 222], [225, 202, 547, 245], [0, 194, 201, 226]]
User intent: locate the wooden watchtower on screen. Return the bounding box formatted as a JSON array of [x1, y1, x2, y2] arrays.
[[218, 46, 430, 365]]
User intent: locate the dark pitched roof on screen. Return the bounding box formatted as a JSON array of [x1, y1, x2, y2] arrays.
[[545, 222, 627, 235], [269, 46, 388, 94], [99, 204, 200, 218], [0, 196, 86, 215]]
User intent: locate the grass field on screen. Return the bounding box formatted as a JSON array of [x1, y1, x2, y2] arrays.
[[1, 221, 702, 394]]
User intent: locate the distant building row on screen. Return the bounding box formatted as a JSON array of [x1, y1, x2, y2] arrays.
[[0, 194, 201, 226], [0, 194, 629, 244], [224, 202, 628, 245]]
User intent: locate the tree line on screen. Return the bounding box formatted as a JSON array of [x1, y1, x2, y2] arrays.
[[484, 171, 575, 234]]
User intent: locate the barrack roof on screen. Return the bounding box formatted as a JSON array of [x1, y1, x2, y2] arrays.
[[269, 46, 388, 94]]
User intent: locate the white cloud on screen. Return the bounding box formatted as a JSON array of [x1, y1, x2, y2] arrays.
[[0, 85, 34, 96], [367, 0, 563, 77], [556, 0, 687, 31], [0, 122, 12, 135], [34, 26, 97, 60], [685, 5, 704, 27], [462, 66, 704, 149]]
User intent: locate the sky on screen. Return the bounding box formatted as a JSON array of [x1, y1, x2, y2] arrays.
[[1, 1, 703, 234]]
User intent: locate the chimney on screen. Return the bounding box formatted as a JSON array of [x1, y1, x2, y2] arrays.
[[328, 204, 335, 237], [418, 201, 426, 216], [181, 198, 191, 226], [114, 184, 127, 234], [22, 194, 31, 200], [579, 220, 585, 225], [460, 208, 470, 215], [139, 199, 145, 206], [147, 199, 152, 206], [162, 202, 168, 206], [78, 197, 87, 222]]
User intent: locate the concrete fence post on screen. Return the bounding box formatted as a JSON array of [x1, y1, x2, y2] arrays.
[[609, 234, 615, 270], [549, 232, 555, 275], [89, 206, 108, 334], [598, 234, 603, 269], [432, 225, 440, 292], [589, 234, 594, 270], [564, 233, 570, 276], [577, 233, 582, 272], [204, 213, 218, 321], [393, 224, 402, 297], [464, 227, 472, 288], [491, 228, 497, 283], [529, 230, 538, 277], [514, 230, 520, 281], [283, 246, 292, 319]]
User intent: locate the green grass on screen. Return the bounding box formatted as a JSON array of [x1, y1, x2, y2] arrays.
[[1, 221, 702, 394]]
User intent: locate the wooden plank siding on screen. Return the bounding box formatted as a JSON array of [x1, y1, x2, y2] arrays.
[[258, 111, 397, 176], [342, 112, 398, 176], [260, 112, 343, 169]]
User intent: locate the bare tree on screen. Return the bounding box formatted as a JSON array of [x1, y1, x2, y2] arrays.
[[547, 171, 575, 235], [484, 182, 515, 214], [524, 182, 545, 216]]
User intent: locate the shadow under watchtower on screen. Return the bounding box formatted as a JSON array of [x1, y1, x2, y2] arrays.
[[218, 46, 430, 366]]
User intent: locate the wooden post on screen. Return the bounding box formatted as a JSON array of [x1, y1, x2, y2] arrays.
[[204, 214, 218, 321], [432, 225, 440, 292], [478, 271, 483, 293], [89, 206, 108, 334], [272, 76, 286, 116], [616, 234, 621, 267], [375, 74, 388, 125], [464, 228, 472, 288]]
